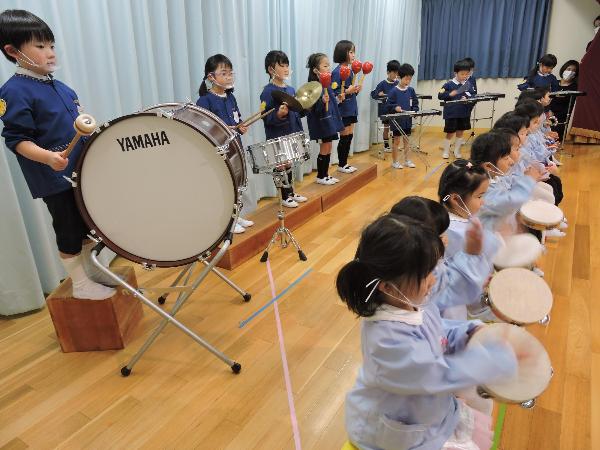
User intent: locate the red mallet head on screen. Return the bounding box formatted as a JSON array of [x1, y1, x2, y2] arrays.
[[361, 61, 374, 75], [340, 64, 351, 81], [319, 71, 332, 88], [351, 60, 362, 75]]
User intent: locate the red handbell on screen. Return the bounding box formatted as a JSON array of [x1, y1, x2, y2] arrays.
[[351, 60, 362, 74], [361, 61, 374, 75], [319, 71, 332, 88]]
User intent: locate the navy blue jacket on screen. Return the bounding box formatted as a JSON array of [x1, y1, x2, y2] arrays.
[[259, 83, 305, 140], [370, 78, 399, 116], [384, 85, 419, 131], [438, 78, 476, 119], [332, 64, 358, 118], [0, 70, 85, 198], [517, 72, 559, 92], [306, 87, 344, 140], [196, 91, 243, 127]]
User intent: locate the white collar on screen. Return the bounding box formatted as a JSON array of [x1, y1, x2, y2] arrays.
[[210, 90, 227, 98], [396, 85, 408, 91], [15, 66, 51, 81], [451, 77, 462, 85], [385, 78, 397, 84], [364, 303, 423, 325], [448, 212, 469, 223]]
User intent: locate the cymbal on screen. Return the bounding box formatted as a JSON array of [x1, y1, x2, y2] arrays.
[[295, 81, 323, 109], [271, 90, 303, 112]]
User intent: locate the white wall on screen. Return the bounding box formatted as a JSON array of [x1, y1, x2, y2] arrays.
[[416, 0, 599, 129]]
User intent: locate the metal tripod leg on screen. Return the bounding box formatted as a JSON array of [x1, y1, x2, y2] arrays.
[[155, 263, 196, 304], [202, 261, 251, 302], [91, 241, 242, 376], [260, 186, 307, 262]]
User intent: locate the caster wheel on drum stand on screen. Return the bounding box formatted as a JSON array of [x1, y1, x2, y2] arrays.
[[231, 362, 242, 374], [298, 250, 307, 261], [260, 252, 269, 263], [243, 293, 251, 302], [121, 366, 132, 377], [157, 296, 167, 305]]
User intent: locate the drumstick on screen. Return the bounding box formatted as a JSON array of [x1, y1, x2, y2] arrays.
[[235, 108, 275, 129], [236, 102, 268, 129], [324, 90, 329, 112], [60, 114, 97, 158]]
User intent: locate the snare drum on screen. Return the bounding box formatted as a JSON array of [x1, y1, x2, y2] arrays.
[[493, 234, 543, 270], [468, 323, 552, 406], [73, 103, 245, 267], [486, 268, 553, 325], [247, 132, 310, 173], [519, 200, 563, 231]]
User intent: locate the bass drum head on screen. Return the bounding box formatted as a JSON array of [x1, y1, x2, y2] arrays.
[[75, 113, 236, 267], [144, 103, 247, 188]]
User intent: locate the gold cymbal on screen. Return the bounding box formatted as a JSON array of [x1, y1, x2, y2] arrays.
[[295, 81, 323, 109]]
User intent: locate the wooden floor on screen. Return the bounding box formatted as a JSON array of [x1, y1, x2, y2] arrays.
[[1, 134, 598, 450]]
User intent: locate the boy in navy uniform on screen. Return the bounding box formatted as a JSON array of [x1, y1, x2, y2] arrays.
[[438, 59, 476, 159], [0, 9, 115, 299], [370, 60, 400, 152], [259, 50, 307, 208], [385, 63, 419, 169]]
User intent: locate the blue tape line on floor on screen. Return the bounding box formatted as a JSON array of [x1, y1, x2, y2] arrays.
[[239, 268, 313, 328]]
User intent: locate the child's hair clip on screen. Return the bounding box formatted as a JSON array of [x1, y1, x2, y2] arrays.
[[442, 195, 450, 202]]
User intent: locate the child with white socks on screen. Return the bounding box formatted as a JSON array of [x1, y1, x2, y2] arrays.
[[0, 10, 115, 299], [438, 59, 476, 159]]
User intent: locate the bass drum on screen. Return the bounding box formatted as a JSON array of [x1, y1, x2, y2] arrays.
[[74, 103, 245, 267]]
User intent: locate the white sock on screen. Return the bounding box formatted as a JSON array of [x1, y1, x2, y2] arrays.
[[454, 138, 464, 155], [443, 139, 451, 154], [62, 255, 116, 300], [81, 242, 120, 286]]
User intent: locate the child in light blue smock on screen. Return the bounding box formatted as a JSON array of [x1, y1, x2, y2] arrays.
[[391, 195, 496, 321], [337, 214, 518, 450]]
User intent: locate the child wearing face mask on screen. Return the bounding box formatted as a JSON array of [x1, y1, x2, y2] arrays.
[[337, 214, 518, 450], [493, 117, 556, 205], [518, 53, 559, 91], [196, 54, 254, 233], [331, 40, 361, 174], [391, 194, 499, 322], [514, 99, 565, 213], [259, 50, 307, 208], [470, 131, 541, 236], [0, 9, 118, 300], [305, 53, 344, 185]]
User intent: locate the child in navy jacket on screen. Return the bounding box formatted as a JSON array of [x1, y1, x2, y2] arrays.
[[0, 9, 115, 300], [306, 52, 344, 185], [196, 53, 254, 233], [259, 50, 307, 208], [385, 63, 419, 169], [438, 59, 477, 159], [370, 60, 400, 152]]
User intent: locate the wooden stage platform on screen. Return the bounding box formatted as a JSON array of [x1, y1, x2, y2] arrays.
[[217, 162, 377, 269]]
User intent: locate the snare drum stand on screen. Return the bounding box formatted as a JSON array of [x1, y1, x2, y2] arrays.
[[260, 169, 307, 262]]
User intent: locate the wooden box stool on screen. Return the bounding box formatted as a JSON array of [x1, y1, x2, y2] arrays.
[[46, 266, 143, 352]]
